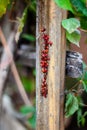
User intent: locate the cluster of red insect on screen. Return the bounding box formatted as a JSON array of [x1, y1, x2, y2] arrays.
[[40, 28, 53, 98]]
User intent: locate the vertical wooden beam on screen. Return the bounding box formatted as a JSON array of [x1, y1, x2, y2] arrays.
[[59, 11, 67, 130], [36, 0, 67, 130]]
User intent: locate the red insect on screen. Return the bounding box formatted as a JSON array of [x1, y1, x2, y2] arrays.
[[40, 28, 53, 98], [41, 28, 46, 32]]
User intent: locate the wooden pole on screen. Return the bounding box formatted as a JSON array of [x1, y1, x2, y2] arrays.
[[36, 0, 67, 130], [59, 11, 67, 130]]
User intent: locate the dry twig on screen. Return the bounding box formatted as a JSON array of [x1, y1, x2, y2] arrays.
[[0, 27, 32, 106]]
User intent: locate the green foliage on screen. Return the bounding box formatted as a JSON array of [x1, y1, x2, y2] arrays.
[[80, 17, 87, 30], [17, 7, 28, 33], [62, 18, 81, 46], [25, 0, 36, 13], [77, 108, 83, 126], [55, 0, 87, 31], [16, 0, 36, 42], [55, 0, 87, 16], [55, 0, 87, 127], [54, 0, 74, 12], [77, 95, 83, 105], [20, 106, 35, 114], [66, 30, 81, 47], [65, 63, 87, 126], [81, 0, 86, 3], [20, 106, 36, 128], [76, 96, 86, 126], [83, 72, 87, 80], [62, 18, 80, 33], [70, 0, 87, 17], [65, 93, 79, 117], [65, 93, 87, 127], [82, 80, 87, 92], [29, 0, 36, 13], [33, 69, 36, 76], [83, 62, 87, 70], [0, 0, 9, 17], [77, 109, 87, 127], [21, 76, 35, 93], [29, 113, 36, 129], [79, 63, 87, 92], [22, 34, 35, 42]]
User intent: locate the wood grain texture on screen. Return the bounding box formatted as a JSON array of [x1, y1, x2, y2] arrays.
[[36, 0, 67, 130], [59, 11, 67, 130]]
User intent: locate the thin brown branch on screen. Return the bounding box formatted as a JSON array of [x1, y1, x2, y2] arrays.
[[0, 27, 32, 106], [69, 80, 80, 91], [79, 28, 87, 33]]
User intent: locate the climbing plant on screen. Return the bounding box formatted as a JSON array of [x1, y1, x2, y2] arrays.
[[0, 0, 36, 41], [0, 0, 36, 129], [55, 0, 87, 127], [1, 0, 87, 127], [0, 0, 9, 17]]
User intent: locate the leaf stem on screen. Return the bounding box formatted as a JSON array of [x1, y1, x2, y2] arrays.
[[80, 103, 87, 107], [69, 80, 81, 91]]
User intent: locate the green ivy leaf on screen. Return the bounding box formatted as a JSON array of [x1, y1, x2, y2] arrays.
[[81, 117, 85, 126], [66, 29, 81, 47], [77, 96, 83, 105], [22, 34, 35, 42], [62, 18, 80, 33], [20, 106, 36, 128], [65, 93, 79, 117], [81, 0, 86, 3], [29, 0, 36, 13], [83, 72, 87, 80], [77, 108, 82, 127], [82, 80, 87, 92], [83, 111, 87, 117], [15, 6, 28, 42], [82, 63, 87, 80], [21, 76, 35, 93], [80, 17, 87, 30], [33, 69, 36, 76], [20, 106, 35, 114], [29, 114, 36, 128], [0, 0, 9, 17], [83, 62, 87, 70], [54, 0, 74, 13], [70, 0, 87, 16], [17, 7, 28, 33], [77, 109, 87, 127]]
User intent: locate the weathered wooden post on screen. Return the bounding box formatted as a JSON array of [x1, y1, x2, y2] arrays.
[[36, 0, 67, 130]]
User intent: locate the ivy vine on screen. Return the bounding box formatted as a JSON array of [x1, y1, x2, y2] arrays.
[[1, 0, 87, 127], [55, 0, 87, 127]]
